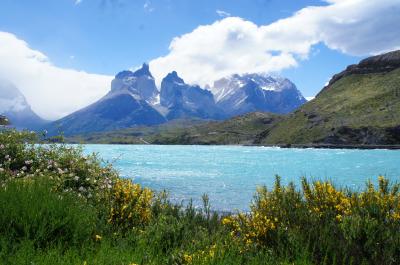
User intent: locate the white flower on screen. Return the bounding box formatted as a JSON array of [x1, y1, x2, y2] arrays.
[[25, 160, 33, 165], [57, 168, 64, 174], [5, 155, 10, 159], [0, 168, 4, 172], [0, 144, 4, 149], [21, 166, 27, 171], [78, 186, 85, 192], [74, 176, 80, 181]]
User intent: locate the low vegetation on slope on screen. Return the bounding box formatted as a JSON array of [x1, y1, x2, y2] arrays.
[[68, 112, 284, 145], [259, 52, 400, 145], [1, 130, 400, 264]]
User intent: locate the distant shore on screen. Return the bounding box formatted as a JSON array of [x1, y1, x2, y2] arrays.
[[66, 140, 400, 150], [247, 143, 400, 150]]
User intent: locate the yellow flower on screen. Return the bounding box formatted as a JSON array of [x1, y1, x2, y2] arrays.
[[183, 253, 193, 264], [95, 234, 102, 241]]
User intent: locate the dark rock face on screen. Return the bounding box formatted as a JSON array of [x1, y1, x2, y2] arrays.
[[213, 74, 306, 117], [327, 50, 400, 87], [0, 80, 47, 130], [321, 125, 400, 145], [160, 71, 224, 120]]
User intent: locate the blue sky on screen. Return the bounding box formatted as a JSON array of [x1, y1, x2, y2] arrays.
[[0, 0, 399, 119]]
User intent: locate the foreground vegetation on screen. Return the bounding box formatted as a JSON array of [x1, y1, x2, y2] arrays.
[[1, 130, 399, 264]]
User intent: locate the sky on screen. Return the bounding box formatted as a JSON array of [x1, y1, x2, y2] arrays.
[[0, 0, 400, 120]]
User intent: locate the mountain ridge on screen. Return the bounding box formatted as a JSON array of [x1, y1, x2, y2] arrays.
[[45, 64, 305, 135]]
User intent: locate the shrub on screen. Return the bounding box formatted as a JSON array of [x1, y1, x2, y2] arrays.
[[0, 130, 118, 200], [222, 176, 400, 264], [107, 178, 153, 230]]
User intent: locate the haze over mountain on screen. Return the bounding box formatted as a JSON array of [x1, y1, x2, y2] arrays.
[[45, 64, 306, 135], [0, 79, 46, 129]]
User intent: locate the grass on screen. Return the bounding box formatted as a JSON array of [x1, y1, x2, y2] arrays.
[[1, 130, 399, 264]]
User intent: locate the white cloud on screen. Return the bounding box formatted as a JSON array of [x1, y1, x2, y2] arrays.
[[150, 0, 400, 87], [216, 9, 231, 18], [75, 0, 82, 5], [144, 0, 155, 12], [0, 32, 112, 120]]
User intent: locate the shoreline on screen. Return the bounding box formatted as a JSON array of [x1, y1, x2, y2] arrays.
[[66, 141, 400, 150]]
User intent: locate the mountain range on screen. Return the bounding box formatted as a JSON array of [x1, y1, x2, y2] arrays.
[[69, 49, 400, 146], [45, 64, 306, 135]]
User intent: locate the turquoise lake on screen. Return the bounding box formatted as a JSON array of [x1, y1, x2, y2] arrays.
[[83, 145, 400, 211]]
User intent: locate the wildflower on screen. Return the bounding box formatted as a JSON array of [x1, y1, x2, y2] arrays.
[[0, 168, 4, 172], [74, 176, 80, 181], [79, 186, 85, 192], [25, 160, 33, 165], [183, 254, 193, 264], [95, 234, 102, 241], [21, 166, 27, 171], [0, 144, 4, 149]]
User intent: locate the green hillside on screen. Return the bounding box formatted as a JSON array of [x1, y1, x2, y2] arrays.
[[259, 54, 400, 145], [68, 112, 283, 145]]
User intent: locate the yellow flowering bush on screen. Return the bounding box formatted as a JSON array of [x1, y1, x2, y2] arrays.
[[302, 179, 352, 221], [357, 176, 400, 221], [108, 178, 153, 229], [222, 176, 400, 264]]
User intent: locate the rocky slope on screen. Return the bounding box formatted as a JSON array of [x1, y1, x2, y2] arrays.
[[0, 80, 47, 130], [257, 50, 400, 145]]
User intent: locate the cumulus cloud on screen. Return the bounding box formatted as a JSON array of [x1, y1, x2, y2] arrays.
[[0, 32, 112, 120], [150, 0, 400, 87]]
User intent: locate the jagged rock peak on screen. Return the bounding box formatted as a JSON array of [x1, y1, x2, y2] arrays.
[[163, 71, 185, 84], [115, 63, 153, 79]]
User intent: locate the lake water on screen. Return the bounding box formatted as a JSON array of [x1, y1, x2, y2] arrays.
[[82, 145, 400, 211]]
